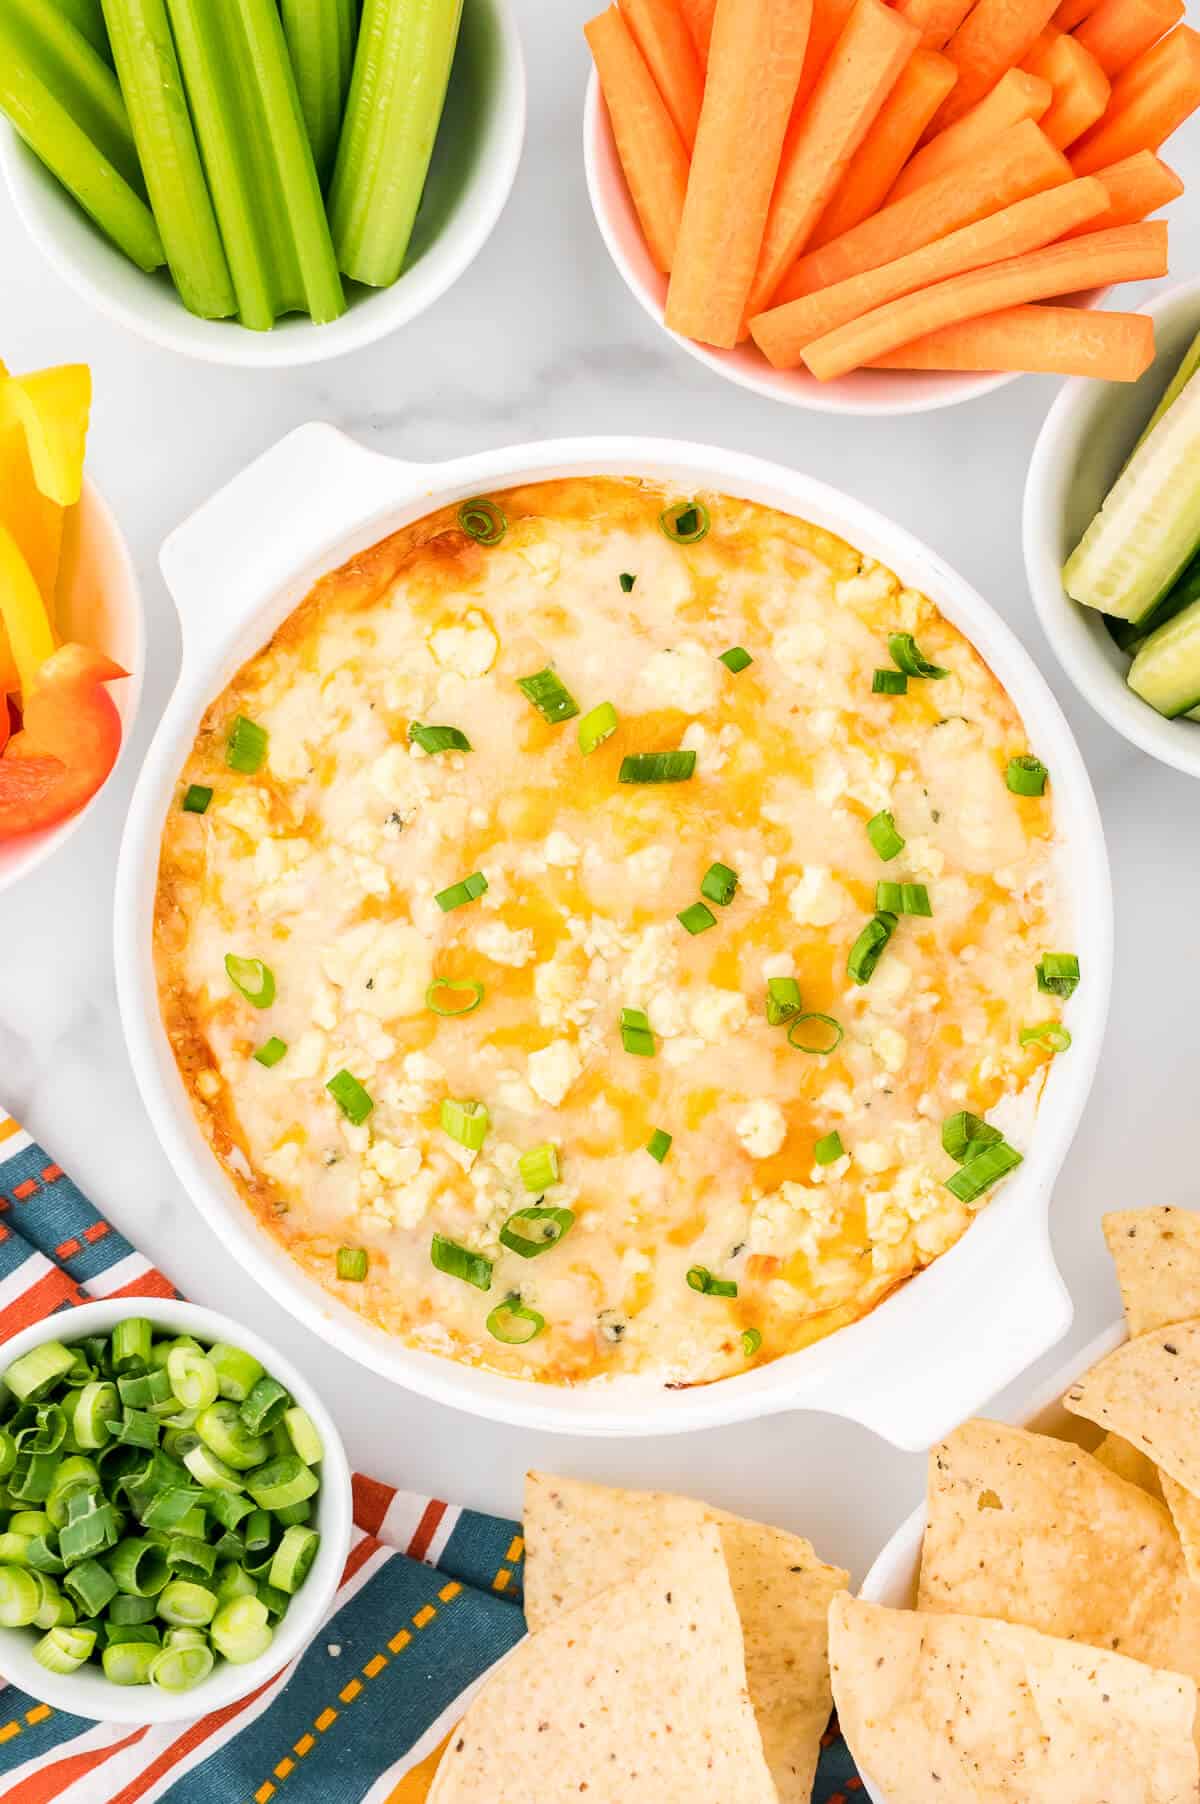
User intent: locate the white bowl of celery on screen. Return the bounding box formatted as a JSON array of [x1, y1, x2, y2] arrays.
[[0, 1300, 351, 1722], [0, 0, 526, 366]]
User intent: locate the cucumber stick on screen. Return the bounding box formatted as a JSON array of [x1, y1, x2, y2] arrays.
[[100, 0, 235, 318], [1129, 596, 1200, 718], [52, 0, 111, 63], [280, 0, 359, 185], [329, 0, 464, 288], [10, 0, 139, 191], [0, 8, 162, 270], [164, 0, 345, 329], [1136, 325, 1200, 454], [1064, 357, 1200, 623]]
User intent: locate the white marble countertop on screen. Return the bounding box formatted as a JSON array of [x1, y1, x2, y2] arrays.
[[1, 0, 1198, 1585]]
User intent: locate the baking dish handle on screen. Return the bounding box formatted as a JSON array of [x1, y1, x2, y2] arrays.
[[160, 423, 426, 660]]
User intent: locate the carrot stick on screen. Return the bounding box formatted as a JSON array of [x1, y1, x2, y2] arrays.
[[746, 0, 920, 317], [792, 0, 858, 113], [869, 303, 1156, 376], [664, 0, 813, 346], [1060, 147, 1182, 232], [1071, 25, 1200, 173], [894, 0, 976, 52], [620, 0, 705, 150], [811, 51, 958, 245], [780, 118, 1070, 301], [1025, 29, 1110, 147], [802, 219, 1168, 377], [751, 174, 1107, 365], [1075, 0, 1185, 79], [585, 6, 690, 274], [1052, 0, 1100, 28], [888, 67, 1052, 200], [928, 0, 1063, 133], [678, 0, 716, 60]]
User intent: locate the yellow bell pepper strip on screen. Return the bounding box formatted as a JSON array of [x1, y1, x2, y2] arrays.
[[0, 364, 92, 506], [0, 641, 125, 838], [0, 519, 56, 699]]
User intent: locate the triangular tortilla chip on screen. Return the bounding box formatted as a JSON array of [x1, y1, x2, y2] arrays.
[[1064, 1322, 1200, 1498], [829, 1594, 1199, 1804], [524, 1473, 846, 1804], [428, 1524, 779, 1804], [1092, 1430, 1164, 1498], [1104, 1208, 1200, 1337], [917, 1421, 1200, 1685], [1160, 1473, 1200, 1584]]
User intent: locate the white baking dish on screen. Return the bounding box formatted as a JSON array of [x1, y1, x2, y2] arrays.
[[114, 427, 1111, 1445]]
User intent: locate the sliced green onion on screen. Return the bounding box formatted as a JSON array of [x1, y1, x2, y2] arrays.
[[517, 667, 579, 725], [578, 701, 618, 756], [34, 1624, 95, 1673], [182, 1444, 244, 1494], [182, 784, 212, 814], [196, 1401, 268, 1470], [208, 1491, 254, 1533], [866, 809, 905, 860], [283, 1407, 322, 1467], [150, 1640, 214, 1691], [63, 1557, 117, 1617], [434, 871, 488, 912], [766, 977, 802, 1026], [941, 1111, 1003, 1163], [787, 1013, 844, 1055], [0, 1564, 41, 1625], [677, 900, 717, 935], [326, 1068, 374, 1124], [256, 1580, 291, 1619], [117, 1368, 172, 1411], [156, 1578, 217, 1628], [686, 1267, 738, 1298], [814, 1131, 845, 1165], [440, 1098, 490, 1152], [1037, 953, 1081, 998], [408, 721, 471, 755], [619, 750, 696, 784], [875, 882, 931, 916], [4, 1341, 76, 1403], [719, 646, 752, 673], [499, 1206, 575, 1260], [336, 1246, 368, 1282], [888, 632, 949, 679], [103, 1639, 158, 1684], [620, 1006, 656, 1057], [645, 1128, 672, 1164], [60, 1493, 120, 1563], [253, 1036, 288, 1068], [1007, 754, 1048, 796], [1020, 1022, 1072, 1053], [207, 1344, 264, 1404], [456, 498, 506, 545], [240, 1378, 291, 1437], [848, 912, 897, 985], [430, 1235, 493, 1291], [167, 1535, 217, 1582], [659, 500, 710, 544], [141, 1488, 206, 1532], [701, 862, 738, 906], [741, 1328, 762, 1357], [269, 1523, 319, 1593], [0, 1533, 31, 1564], [211, 1593, 273, 1663], [518, 1143, 559, 1192], [106, 1408, 160, 1451], [225, 714, 267, 774], [245, 1456, 318, 1512], [872, 669, 908, 695], [875, 881, 903, 913], [224, 954, 276, 1009], [426, 977, 485, 1017], [486, 1298, 546, 1345], [945, 1139, 1023, 1203], [619, 572, 636, 593], [0, 1428, 16, 1478]]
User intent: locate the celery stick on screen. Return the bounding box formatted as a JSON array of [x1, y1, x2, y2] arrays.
[[11, 0, 140, 191], [99, 0, 235, 319], [53, 0, 111, 64], [329, 0, 465, 288], [280, 0, 359, 185], [0, 11, 162, 270]]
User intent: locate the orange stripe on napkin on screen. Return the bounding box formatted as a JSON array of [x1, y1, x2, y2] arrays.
[[0, 1265, 83, 1333], [386, 1734, 454, 1802], [4, 1727, 150, 1804]]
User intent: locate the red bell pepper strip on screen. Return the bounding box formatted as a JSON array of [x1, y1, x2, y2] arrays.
[[0, 641, 125, 837]]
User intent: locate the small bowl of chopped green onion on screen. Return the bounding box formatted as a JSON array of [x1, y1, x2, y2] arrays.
[[0, 1300, 351, 1721]]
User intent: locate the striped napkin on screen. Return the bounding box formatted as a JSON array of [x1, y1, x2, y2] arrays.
[[0, 1109, 863, 1803]]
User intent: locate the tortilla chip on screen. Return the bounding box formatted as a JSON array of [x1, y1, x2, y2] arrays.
[[1092, 1430, 1164, 1499], [524, 1473, 847, 1804], [428, 1523, 778, 1804], [829, 1594, 1199, 1804], [1063, 1321, 1200, 1498], [917, 1420, 1200, 1684], [1104, 1207, 1200, 1337], [1159, 1472, 1200, 1585]]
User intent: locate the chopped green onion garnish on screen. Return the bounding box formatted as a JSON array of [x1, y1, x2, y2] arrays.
[[426, 977, 485, 1017], [211, 1594, 272, 1664], [619, 572, 636, 593], [224, 954, 275, 1009], [787, 1013, 844, 1055], [578, 701, 618, 755], [518, 1144, 559, 1192], [326, 1069, 374, 1125], [888, 632, 948, 679], [866, 809, 905, 860], [766, 977, 802, 1026], [269, 1524, 319, 1595], [941, 1111, 1003, 1163], [646, 1128, 672, 1163], [678, 900, 717, 935], [336, 1247, 368, 1282], [499, 1206, 575, 1259], [686, 1266, 738, 1298], [435, 871, 488, 912], [240, 1377, 290, 1435], [619, 750, 696, 784], [430, 1235, 493, 1291], [700, 861, 738, 906], [848, 912, 897, 985], [208, 1343, 263, 1404], [4, 1342, 75, 1403], [35, 1624, 95, 1673], [659, 500, 710, 544], [620, 1006, 656, 1057], [1037, 953, 1080, 998], [253, 1037, 287, 1069], [409, 722, 472, 755], [486, 1299, 546, 1345], [283, 1407, 322, 1467], [440, 1099, 490, 1152], [741, 1328, 762, 1357], [814, 1131, 845, 1165], [1007, 754, 1048, 796], [182, 785, 212, 815], [945, 1139, 1023, 1203], [719, 646, 752, 673], [517, 667, 580, 725], [873, 669, 908, 695], [1020, 1022, 1072, 1053], [875, 882, 931, 916], [457, 498, 506, 545], [112, 1318, 153, 1372], [875, 881, 903, 913], [225, 715, 267, 774]]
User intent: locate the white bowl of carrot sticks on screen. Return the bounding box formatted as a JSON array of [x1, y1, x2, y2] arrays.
[[0, 0, 526, 369], [583, 0, 1198, 414]]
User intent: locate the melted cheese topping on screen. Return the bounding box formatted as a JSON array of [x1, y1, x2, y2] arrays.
[[155, 478, 1065, 1387]]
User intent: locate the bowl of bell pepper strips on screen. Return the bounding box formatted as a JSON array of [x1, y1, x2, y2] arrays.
[[0, 356, 142, 895]]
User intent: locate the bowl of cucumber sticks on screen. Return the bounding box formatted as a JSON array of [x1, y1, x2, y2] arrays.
[[0, 1299, 352, 1721], [0, 0, 525, 368], [1025, 277, 1200, 780]]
